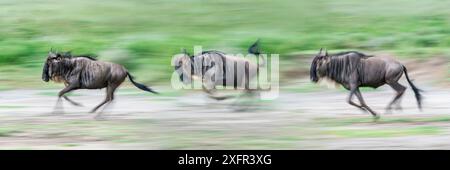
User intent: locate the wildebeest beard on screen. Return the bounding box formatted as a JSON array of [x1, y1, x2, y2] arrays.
[[309, 57, 320, 82], [42, 62, 50, 82]]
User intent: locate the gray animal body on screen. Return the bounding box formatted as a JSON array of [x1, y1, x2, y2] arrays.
[[173, 40, 264, 100], [42, 50, 157, 118], [310, 49, 422, 120]]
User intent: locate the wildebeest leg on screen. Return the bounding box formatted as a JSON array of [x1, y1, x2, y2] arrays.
[[93, 84, 119, 119], [63, 96, 83, 107], [52, 84, 79, 114], [354, 88, 380, 120], [385, 82, 406, 113], [347, 88, 365, 111], [52, 98, 63, 114], [90, 88, 112, 114], [61, 82, 83, 106], [232, 89, 258, 111], [202, 83, 231, 100]]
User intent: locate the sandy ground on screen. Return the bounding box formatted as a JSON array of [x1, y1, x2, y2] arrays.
[[0, 79, 449, 149]]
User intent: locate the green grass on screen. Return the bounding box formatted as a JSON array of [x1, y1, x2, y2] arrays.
[[285, 82, 324, 93], [326, 126, 441, 138], [0, 105, 28, 109], [36, 91, 83, 97], [0, 0, 449, 88], [61, 143, 80, 147], [316, 115, 450, 126], [2, 113, 450, 148], [0, 127, 21, 137]]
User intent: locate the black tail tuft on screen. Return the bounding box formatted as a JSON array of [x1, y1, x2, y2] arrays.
[[403, 66, 423, 110], [127, 72, 158, 94], [248, 39, 261, 55], [248, 39, 266, 67]]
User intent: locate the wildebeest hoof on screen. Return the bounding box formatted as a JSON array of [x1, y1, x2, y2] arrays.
[[384, 108, 393, 115], [72, 103, 83, 107], [233, 107, 248, 112], [208, 95, 230, 101], [358, 108, 367, 114], [94, 115, 106, 121], [373, 115, 381, 122], [51, 110, 64, 115]]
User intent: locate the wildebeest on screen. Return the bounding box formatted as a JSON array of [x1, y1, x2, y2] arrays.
[[172, 40, 264, 100], [310, 48, 422, 120], [42, 50, 158, 118]]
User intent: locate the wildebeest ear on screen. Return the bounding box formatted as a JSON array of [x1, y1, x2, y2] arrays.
[[181, 48, 192, 57], [325, 49, 328, 56], [49, 48, 54, 55], [63, 51, 72, 57], [318, 48, 323, 56]]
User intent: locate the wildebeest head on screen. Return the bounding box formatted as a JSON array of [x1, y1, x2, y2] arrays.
[[310, 48, 329, 83], [42, 50, 71, 82], [172, 49, 194, 84]]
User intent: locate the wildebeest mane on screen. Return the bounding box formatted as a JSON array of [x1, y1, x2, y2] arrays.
[[74, 55, 97, 61], [201, 50, 226, 56], [59, 52, 97, 60], [333, 51, 372, 58]]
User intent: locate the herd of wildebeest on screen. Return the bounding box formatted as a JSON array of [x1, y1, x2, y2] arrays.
[[41, 40, 423, 120]]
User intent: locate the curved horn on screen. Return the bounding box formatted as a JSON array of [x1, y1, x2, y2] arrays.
[[181, 48, 192, 58], [63, 50, 72, 57]]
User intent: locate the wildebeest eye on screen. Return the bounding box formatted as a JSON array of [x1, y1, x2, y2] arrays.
[[174, 61, 182, 70], [50, 57, 60, 61]]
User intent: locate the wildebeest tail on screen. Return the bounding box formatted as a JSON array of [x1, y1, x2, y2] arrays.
[[127, 72, 158, 94], [248, 39, 265, 67], [403, 65, 423, 110]]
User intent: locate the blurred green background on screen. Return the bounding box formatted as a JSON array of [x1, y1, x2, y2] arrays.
[[1, 0, 449, 88], [1, 0, 450, 150]]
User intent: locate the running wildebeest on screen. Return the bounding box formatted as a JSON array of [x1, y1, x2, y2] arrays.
[[310, 48, 422, 120], [172, 40, 265, 100], [42, 50, 158, 118]]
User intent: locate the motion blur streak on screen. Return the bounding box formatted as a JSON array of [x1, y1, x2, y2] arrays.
[[0, 0, 449, 149]]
